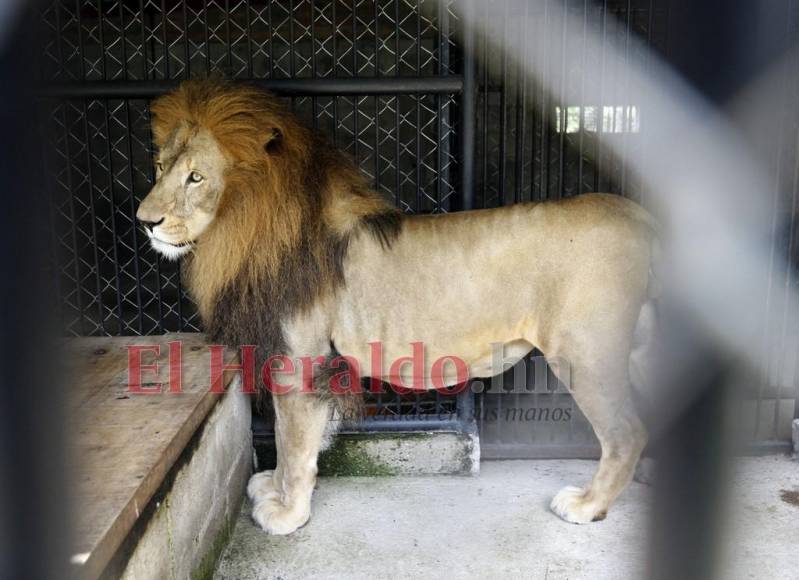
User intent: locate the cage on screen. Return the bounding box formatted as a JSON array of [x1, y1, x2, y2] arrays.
[[38, 0, 799, 458]]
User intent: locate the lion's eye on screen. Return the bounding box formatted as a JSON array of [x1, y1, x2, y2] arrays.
[[188, 171, 204, 184], [156, 161, 163, 172]]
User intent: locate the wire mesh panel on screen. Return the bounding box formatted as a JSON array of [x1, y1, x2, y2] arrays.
[[39, 0, 463, 426]]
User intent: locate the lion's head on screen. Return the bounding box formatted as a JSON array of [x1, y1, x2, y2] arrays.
[[136, 79, 303, 261], [136, 79, 400, 347]]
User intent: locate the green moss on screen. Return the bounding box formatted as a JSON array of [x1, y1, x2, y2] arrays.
[[318, 435, 399, 476], [191, 518, 234, 580]]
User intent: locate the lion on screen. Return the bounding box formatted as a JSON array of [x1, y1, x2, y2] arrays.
[[136, 79, 658, 534]]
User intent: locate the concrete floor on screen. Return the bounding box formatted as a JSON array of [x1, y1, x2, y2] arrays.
[[215, 455, 799, 580]]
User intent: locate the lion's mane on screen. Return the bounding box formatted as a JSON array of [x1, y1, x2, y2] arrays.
[[150, 79, 401, 356]]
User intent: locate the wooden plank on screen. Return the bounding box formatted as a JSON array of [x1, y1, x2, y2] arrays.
[[65, 333, 241, 580]]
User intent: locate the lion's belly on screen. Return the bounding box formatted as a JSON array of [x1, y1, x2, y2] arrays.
[[330, 196, 653, 389], [331, 210, 549, 387]]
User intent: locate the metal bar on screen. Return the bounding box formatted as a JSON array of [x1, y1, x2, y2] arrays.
[[480, 0, 488, 208], [373, 2, 380, 191], [596, 0, 608, 191], [139, 0, 147, 79], [578, 0, 587, 192], [498, 0, 508, 205], [620, 0, 632, 196], [415, 0, 422, 211], [435, 0, 446, 211], [203, 0, 210, 72], [56, 5, 87, 335], [332, 0, 338, 146], [245, 0, 252, 78], [268, 0, 273, 77], [310, 0, 317, 130], [460, 0, 476, 211], [350, 418, 463, 433], [289, 0, 295, 76], [99, 0, 125, 334], [481, 443, 602, 460], [394, 0, 400, 207], [76, 1, 106, 334], [539, 0, 551, 199], [41, 76, 465, 98], [162, 0, 170, 79], [353, 0, 359, 169], [455, 0, 478, 427], [182, 0, 190, 78], [225, 0, 232, 72], [514, 0, 528, 204], [557, 0, 568, 199]]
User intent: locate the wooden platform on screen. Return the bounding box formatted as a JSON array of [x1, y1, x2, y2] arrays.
[[65, 333, 239, 579]]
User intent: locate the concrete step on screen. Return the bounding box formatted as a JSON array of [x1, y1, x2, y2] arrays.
[[66, 334, 251, 580]]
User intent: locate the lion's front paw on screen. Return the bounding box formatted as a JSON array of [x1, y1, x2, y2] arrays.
[[247, 471, 279, 502], [550, 485, 608, 524], [251, 497, 310, 535]]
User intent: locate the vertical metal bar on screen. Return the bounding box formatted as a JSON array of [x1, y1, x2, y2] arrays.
[[311, 0, 318, 130], [203, 0, 211, 72], [595, 0, 608, 191], [577, 0, 588, 193], [457, 0, 477, 426], [498, 0, 508, 206], [436, 0, 449, 211], [332, 0, 338, 145], [791, 62, 799, 422], [415, 0, 421, 211], [120, 1, 145, 333], [374, 1, 380, 190], [289, 0, 295, 77], [639, 0, 655, 206], [245, 0, 253, 78], [183, 0, 190, 78], [76, 0, 107, 333], [620, 0, 632, 197], [394, 0, 401, 207], [99, 0, 125, 334], [756, 42, 790, 439], [557, 0, 568, 199], [142, 106, 165, 334], [514, 0, 529, 204], [123, 102, 145, 334], [268, 0, 274, 78], [480, 0, 488, 208], [353, 0, 360, 170], [539, 0, 551, 199], [57, 4, 86, 335], [225, 0, 232, 72], [139, 0, 150, 79], [460, 0, 476, 211], [161, 0, 170, 78]]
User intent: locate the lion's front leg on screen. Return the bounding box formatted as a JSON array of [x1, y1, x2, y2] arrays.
[[249, 389, 329, 535]]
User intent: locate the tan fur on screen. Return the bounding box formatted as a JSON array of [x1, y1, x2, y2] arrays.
[[142, 78, 395, 322], [137, 80, 658, 535]]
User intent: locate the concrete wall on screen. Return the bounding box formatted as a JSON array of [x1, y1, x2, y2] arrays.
[[119, 381, 252, 580]]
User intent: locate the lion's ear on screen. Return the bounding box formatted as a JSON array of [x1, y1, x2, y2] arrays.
[[264, 128, 283, 155]]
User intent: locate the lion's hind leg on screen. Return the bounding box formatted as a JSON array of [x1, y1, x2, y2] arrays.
[[548, 352, 647, 524]]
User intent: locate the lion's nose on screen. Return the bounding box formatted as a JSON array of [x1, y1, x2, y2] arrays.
[[139, 216, 165, 228]]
